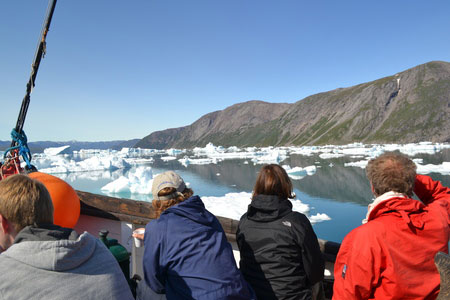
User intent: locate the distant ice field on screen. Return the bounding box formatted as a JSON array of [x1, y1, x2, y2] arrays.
[[12, 142, 449, 242]]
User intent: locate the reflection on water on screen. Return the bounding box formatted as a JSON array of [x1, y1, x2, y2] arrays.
[[295, 163, 372, 205], [59, 151, 450, 243], [149, 156, 375, 242]]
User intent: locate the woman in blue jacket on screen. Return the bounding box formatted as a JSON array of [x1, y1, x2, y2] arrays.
[[142, 171, 255, 300]]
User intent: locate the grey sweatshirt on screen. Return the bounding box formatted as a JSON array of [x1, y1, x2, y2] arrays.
[[0, 225, 134, 300]]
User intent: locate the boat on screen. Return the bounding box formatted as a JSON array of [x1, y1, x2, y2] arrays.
[[1, 1, 340, 297], [74, 190, 340, 299]]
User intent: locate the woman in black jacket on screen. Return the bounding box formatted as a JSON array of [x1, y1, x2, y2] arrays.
[[236, 164, 324, 300]]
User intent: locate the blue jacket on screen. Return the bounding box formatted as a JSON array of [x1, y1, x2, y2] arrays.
[[143, 195, 256, 300]]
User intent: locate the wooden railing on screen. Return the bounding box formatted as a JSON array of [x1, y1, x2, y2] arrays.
[[76, 190, 340, 259]]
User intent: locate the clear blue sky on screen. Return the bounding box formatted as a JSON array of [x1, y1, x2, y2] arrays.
[[1, 0, 449, 142]]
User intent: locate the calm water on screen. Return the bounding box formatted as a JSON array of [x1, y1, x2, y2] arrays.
[[59, 149, 450, 243]]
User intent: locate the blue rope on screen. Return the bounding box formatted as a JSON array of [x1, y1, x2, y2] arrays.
[[4, 129, 32, 169]]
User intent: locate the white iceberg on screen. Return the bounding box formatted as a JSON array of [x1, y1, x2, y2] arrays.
[[282, 165, 317, 180], [201, 192, 327, 223], [43, 145, 71, 156], [160, 156, 177, 161], [416, 162, 450, 175], [101, 167, 154, 194]]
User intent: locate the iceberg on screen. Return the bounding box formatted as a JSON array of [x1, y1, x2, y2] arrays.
[[160, 156, 177, 161], [201, 192, 327, 223], [35, 151, 130, 174], [416, 162, 450, 175], [282, 165, 317, 180], [43, 145, 71, 156], [345, 158, 450, 176], [101, 167, 154, 194]]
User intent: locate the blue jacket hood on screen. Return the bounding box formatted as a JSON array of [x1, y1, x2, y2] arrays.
[[163, 195, 217, 226]]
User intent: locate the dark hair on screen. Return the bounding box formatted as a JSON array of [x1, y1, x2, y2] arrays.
[[152, 187, 194, 218], [253, 164, 295, 199], [366, 151, 417, 197]]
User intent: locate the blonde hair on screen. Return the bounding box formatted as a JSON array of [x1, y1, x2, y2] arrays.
[[152, 187, 194, 218], [0, 174, 54, 232]]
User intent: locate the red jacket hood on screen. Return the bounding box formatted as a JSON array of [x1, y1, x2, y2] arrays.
[[368, 197, 426, 229]]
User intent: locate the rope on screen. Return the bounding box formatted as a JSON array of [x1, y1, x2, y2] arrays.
[[4, 129, 33, 169]]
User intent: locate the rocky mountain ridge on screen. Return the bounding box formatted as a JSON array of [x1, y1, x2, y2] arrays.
[[136, 61, 450, 149]]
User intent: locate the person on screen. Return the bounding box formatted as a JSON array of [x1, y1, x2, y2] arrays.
[[236, 164, 324, 300], [333, 151, 450, 300], [141, 170, 256, 300], [0, 174, 134, 300]]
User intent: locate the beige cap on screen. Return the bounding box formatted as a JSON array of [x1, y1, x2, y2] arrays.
[[152, 171, 186, 200]]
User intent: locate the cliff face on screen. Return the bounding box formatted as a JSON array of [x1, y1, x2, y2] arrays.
[[136, 61, 450, 149]]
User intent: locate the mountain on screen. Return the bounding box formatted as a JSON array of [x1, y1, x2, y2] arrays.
[[136, 101, 291, 149], [0, 140, 139, 153], [136, 61, 450, 149]]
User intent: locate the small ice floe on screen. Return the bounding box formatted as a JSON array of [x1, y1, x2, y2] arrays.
[[160, 156, 177, 161], [413, 158, 423, 164], [290, 199, 310, 214], [344, 159, 369, 169], [180, 157, 220, 165], [282, 165, 317, 180], [319, 153, 345, 159], [309, 213, 331, 224], [216, 173, 221, 176], [179, 156, 190, 167], [349, 155, 366, 159], [124, 157, 154, 166]]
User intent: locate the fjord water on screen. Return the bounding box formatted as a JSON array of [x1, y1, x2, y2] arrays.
[[59, 149, 450, 243]]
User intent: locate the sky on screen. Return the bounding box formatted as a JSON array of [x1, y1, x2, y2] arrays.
[[1, 0, 450, 142]]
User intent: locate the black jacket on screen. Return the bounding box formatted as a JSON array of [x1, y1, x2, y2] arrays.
[[236, 195, 324, 300]]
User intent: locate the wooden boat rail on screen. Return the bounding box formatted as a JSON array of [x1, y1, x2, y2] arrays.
[[76, 190, 340, 259]]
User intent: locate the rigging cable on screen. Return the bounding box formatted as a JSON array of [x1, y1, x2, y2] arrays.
[[13, 0, 57, 139], [1, 0, 57, 180]]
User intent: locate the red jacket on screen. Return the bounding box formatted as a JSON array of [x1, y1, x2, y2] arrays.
[[333, 175, 450, 300]]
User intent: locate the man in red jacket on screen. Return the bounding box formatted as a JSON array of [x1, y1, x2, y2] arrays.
[[333, 151, 449, 300]]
